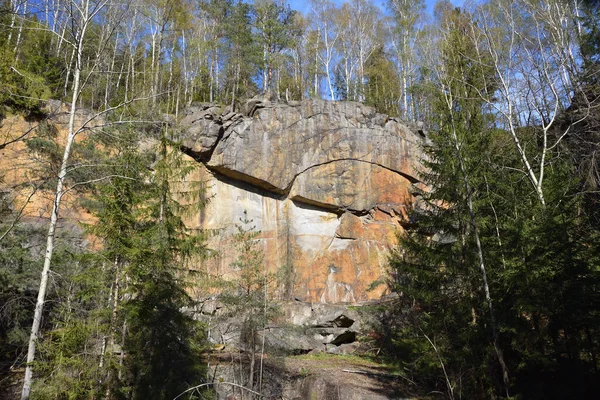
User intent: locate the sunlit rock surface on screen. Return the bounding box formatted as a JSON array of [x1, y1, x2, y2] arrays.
[[181, 99, 425, 303]]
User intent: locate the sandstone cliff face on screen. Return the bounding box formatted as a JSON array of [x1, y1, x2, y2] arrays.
[[0, 102, 100, 231], [181, 100, 424, 303]]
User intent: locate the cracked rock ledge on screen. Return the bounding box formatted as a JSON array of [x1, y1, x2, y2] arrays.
[[180, 98, 425, 303]]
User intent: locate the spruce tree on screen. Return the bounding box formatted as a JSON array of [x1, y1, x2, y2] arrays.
[[218, 211, 278, 393], [222, 0, 260, 109], [389, 7, 508, 397], [121, 127, 210, 399], [389, 5, 600, 399]]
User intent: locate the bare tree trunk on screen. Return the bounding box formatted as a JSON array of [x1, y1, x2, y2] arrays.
[[248, 331, 255, 392], [313, 29, 319, 98], [209, 55, 214, 103], [215, 52, 220, 101], [422, 330, 455, 400], [258, 260, 268, 392], [13, 1, 27, 62], [21, 19, 87, 398], [20, 0, 117, 395], [6, 0, 18, 46], [263, 43, 269, 96], [118, 318, 127, 381], [182, 30, 190, 106], [64, 47, 76, 100], [154, 30, 163, 106], [231, 62, 240, 110], [105, 34, 120, 109]]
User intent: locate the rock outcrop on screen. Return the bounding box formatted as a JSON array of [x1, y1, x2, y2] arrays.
[[203, 301, 415, 400], [180, 99, 424, 303], [198, 299, 374, 356]]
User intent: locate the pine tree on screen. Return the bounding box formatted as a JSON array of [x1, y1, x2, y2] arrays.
[[363, 46, 401, 117], [222, 0, 260, 109], [252, 0, 298, 99]]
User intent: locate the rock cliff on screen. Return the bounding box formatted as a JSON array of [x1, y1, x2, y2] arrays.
[[180, 99, 425, 303]]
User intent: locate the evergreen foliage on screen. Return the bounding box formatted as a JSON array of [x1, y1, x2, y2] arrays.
[[0, 225, 40, 379], [363, 46, 401, 117], [217, 211, 278, 391], [121, 130, 210, 399], [387, 4, 600, 399], [222, 1, 260, 108], [0, 17, 60, 118], [6, 125, 212, 399]]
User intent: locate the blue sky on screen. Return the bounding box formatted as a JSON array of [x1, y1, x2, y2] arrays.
[[286, 0, 464, 16]]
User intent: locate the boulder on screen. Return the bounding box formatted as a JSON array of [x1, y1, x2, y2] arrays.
[[306, 327, 356, 344], [180, 104, 225, 161], [326, 342, 360, 355], [198, 301, 364, 355], [261, 327, 323, 355]]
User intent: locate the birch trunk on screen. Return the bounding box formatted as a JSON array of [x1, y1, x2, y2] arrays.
[[21, 18, 87, 398], [20, 0, 115, 394]]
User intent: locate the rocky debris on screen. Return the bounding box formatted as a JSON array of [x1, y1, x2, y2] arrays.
[[260, 325, 358, 355], [198, 301, 366, 356], [180, 98, 425, 303], [284, 302, 361, 329], [262, 327, 323, 355], [303, 327, 357, 347], [271, 302, 362, 354], [201, 300, 420, 399], [315, 311, 355, 329], [38, 99, 106, 128]]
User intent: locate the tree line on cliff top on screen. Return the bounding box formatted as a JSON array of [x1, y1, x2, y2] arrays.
[[0, 0, 599, 399]]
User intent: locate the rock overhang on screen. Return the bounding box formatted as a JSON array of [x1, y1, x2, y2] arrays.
[[180, 99, 424, 303]]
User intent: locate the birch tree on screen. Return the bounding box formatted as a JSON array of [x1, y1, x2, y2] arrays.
[[20, 1, 128, 398], [472, 0, 587, 207], [334, 0, 382, 101], [349, 0, 381, 101], [309, 0, 340, 100], [387, 0, 425, 120], [389, 3, 513, 395], [434, 6, 509, 393]]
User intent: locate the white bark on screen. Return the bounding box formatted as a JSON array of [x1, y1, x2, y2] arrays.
[[310, 0, 339, 101], [21, 33, 85, 400], [20, 1, 112, 397], [473, 0, 585, 207]]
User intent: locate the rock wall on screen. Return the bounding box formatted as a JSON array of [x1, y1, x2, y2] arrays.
[[181, 99, 424, 303], [0, 102, 101, 235]]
